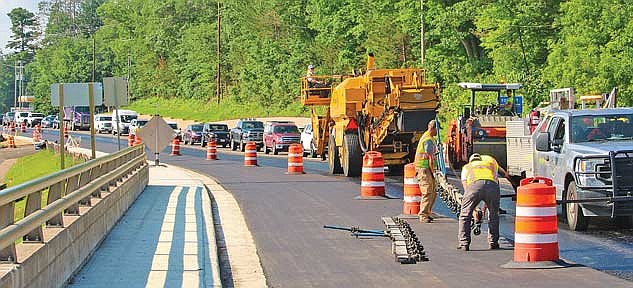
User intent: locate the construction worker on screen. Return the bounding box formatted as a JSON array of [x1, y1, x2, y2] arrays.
[[306, 64, 325, 88], [457, 153, 511, 251], [529, 108, 540, 133], [415, 119, 438, 223]]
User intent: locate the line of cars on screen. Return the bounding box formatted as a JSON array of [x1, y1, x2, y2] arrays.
[[180, 119, 324, 158], [2, 111, 46, 128]]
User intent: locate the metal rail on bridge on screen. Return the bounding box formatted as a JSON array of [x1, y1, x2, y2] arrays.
[[0, 145, 146, 263]]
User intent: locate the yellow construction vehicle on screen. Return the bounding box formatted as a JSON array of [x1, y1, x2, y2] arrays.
[[301, 54, 440, 176]]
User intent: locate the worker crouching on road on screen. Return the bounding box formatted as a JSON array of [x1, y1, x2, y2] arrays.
[[415, 119, 438, 223], [457, 153, 511, 251]]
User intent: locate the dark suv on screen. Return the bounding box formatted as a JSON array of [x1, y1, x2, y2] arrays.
[[263, 121, 301, 155], [201, 123, 230, 147], [230, 119, 264, 151]]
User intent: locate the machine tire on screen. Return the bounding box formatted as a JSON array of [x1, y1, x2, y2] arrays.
[[328, 133, 343, 174], [565, 181, 589, 231], [310, 141, 318, 158], [342, 133, 362, 177]]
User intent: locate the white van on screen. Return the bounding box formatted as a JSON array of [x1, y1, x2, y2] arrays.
[[111, 109, 138, 135], [94, 114, 113, 133]]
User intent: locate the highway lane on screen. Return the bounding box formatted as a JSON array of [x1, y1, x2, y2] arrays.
[[37, 128, 633, 282]]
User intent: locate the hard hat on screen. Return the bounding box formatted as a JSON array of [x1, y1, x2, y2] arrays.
[[469, 153, 482, 162], [308, 64, 315, 69]]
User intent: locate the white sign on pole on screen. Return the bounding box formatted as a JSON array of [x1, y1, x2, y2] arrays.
[[50, 83, 103, 107], [103, 77, 128, 106]]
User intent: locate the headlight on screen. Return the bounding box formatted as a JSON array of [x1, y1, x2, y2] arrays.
[[576, 158, 608, 187], [244, 131, 250, 137]]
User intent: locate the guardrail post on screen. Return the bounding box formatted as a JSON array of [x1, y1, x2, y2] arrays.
[[79, 169, 92, 206], [0, 202, 16, 262], [24, 190, 44, 242], [46, 182, 64, 227], [64, 175, 80, 215], [93, 164, 104, 198]]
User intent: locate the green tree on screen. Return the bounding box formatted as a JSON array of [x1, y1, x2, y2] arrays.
[[6, 8, 40, 58]]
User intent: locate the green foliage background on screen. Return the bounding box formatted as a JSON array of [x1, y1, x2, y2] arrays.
[[1, 0, 633, 124]]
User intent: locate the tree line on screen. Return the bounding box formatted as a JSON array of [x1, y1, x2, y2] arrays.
[[1, 0, 632, 121]]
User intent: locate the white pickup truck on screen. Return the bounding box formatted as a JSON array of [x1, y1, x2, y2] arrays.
[[506, 108, 633, 230]]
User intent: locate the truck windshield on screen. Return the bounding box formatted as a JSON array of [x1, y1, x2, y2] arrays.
[[243, 122, 263, 129], [210, 125, 228, 131], [75, 106, 90, 113], [571, 114, 633, 143], [121, 115, 137, 123], [274, 125, 299, 134], [191, 125, 203, 132]]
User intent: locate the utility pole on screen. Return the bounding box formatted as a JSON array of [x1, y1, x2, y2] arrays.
[[92, 36, 96, 82], [420, 0, 425, 66], [127, 52, 131, 100], [18, 61, 23, 110], [216, 0, 221, 105], [13, 61, 17, 109]]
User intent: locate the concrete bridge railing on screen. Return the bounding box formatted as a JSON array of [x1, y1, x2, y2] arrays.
[[0, 145, 149, 288]]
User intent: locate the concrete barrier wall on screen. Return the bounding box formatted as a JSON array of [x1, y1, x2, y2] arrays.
[[0, 163, 149, 288]]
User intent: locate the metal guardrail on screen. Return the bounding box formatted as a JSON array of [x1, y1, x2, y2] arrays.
[[0, 145, 146, 263]]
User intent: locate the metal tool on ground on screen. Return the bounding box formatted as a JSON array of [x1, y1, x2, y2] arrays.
[[324, 217, 428, 264]]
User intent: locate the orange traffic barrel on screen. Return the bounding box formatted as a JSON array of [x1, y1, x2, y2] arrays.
[[402, 163, 421, 214], [359, 151, 385, 198], [20, 122, 26, 133], [244, 142, 257, 166], [170, 138, 181, 156], [503, 177, 568, 269], [206, 140, 217, 160], [133, 134, 142, 146], [32, 130, 41, 142], [63, 126, 69, 138], [9, 122, 15, 133], [128, 134, 135, 147], [286, 143, 305, 174], [35, 124, 42, 134], [7, 136, 16, 148]]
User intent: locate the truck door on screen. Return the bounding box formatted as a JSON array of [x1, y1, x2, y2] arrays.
[[549, 117, 567, 193], [534, 116, 562, 179]]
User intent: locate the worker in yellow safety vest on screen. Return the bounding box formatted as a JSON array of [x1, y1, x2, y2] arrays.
[[414, 119, 438, 223], [457, 153, 511, 251]]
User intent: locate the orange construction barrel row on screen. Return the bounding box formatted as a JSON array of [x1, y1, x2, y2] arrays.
[[287, 143, 305, 174], [360, 151, 385, 197]]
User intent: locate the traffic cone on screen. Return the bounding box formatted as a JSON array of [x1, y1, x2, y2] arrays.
[[206, 140, 217, 160], [7, 136, 16, 148], [128, 134, 135, 147], [356, 151, 388, 200], [244, 142, 257, 166], [170, 138, 181, 156], [20, 122, 26, 133], [133, 134, 142, 146], [286, 143, 305, 174], [398, 163, 421, 218], [63, 126, 69, 138], [503, 177, 569, 269]]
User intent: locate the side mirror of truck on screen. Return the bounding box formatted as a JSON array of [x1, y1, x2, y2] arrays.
[[535, 132, 551, 152]]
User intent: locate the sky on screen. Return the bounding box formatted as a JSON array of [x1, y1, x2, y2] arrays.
[[0, 0, 41, 54]]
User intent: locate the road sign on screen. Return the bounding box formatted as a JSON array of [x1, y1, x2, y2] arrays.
[[50, 83, 103, 107], [103, 77, 128, 106], [137, 116, 175, 154]]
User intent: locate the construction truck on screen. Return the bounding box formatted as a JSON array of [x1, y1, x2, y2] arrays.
[[505, 87, 633, 231], [301, 54, 440, 177], [445, 83, 522, 170]]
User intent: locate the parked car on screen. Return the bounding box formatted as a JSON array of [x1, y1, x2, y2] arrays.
[[230, 119, 264, 151], [41, 115, 56, 128], [168, 122, 182, 140], [52, 116, 61, 129], [129, 118, 149, 136], [263, 121, 301, 155], [3, 112, 15, 126], [27, 112, 45, 127], [300, 123, 322, 158], [111, 109, 138, 135], [201, 123, 230, 147], [94, 115, 113, 134], [182, 123, 204, 145]]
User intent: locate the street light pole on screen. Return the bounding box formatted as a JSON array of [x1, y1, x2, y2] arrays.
[[420, 0, 425, 66]]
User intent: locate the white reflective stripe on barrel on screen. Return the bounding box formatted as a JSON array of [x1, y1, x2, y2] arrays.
[[288, 163, 303, 167], [516, 206, 557, 217], [244, 157, 257, 160], [514, 233, 558, 244], [403, 196, 421, 202], [362, 167, 384, 173], [404, 178, 418, 185], [288, 153, 302, 157], [245, 150, 257, 153], [361, 181, 385, 187]]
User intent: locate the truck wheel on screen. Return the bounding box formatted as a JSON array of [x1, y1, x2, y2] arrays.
[[565, 181, 589, 231], [342, 133, 361, 177], [272, 142, 278, 155], [231, 139, 237, 151], [615, 216, 633, 228], [264, 145, 270, 154], [240, 142, 246, 152], [328, 133, 343, 174]]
